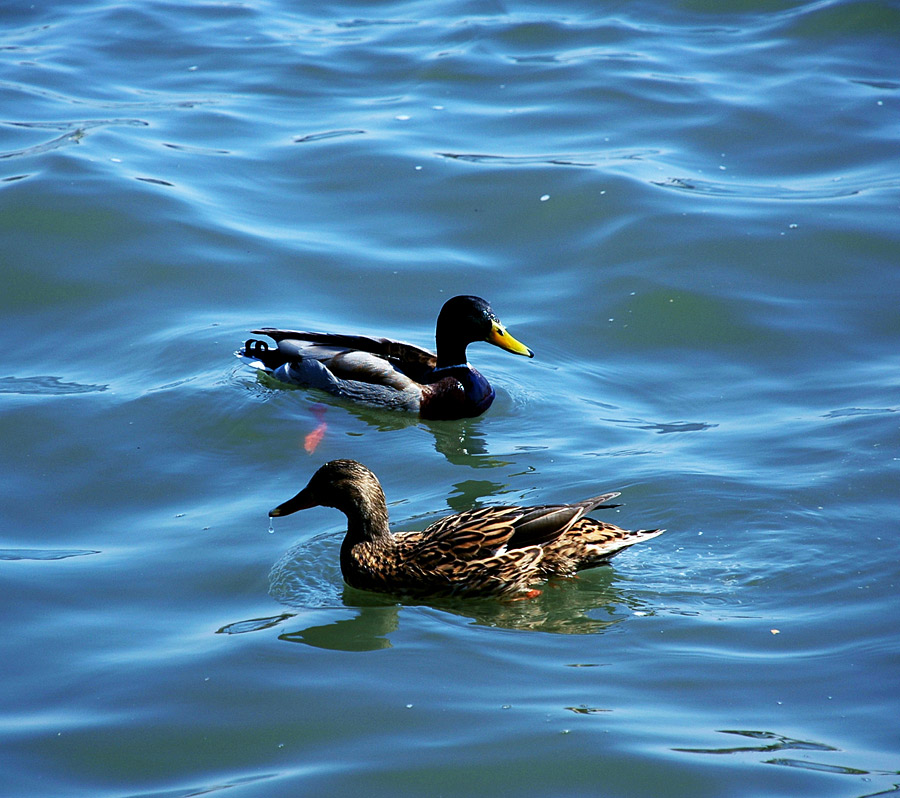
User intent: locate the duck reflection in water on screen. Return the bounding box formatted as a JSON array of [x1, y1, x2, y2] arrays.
[[266, 569, 657, 652]]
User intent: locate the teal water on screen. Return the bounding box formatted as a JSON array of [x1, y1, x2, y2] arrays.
[[2, 1, 898, 796]]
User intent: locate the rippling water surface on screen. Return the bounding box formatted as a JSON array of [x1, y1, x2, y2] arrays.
[[2, 1, 898, 796]]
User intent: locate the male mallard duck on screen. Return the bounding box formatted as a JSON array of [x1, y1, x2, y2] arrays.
[[237, 295, 533, 420], [269, 459, 664, 599]]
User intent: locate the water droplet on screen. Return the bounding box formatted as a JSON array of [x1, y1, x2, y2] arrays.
[[540, 194, 550, 201], [268, 518, 275, 534]]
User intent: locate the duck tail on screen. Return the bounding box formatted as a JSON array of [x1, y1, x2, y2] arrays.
[[579, 492, 622, 512], [236, 338, 289, 372], [596, 527, 665, 558]]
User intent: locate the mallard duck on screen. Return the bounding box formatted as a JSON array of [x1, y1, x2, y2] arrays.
[[269, 459, 664, 599], [237, 295, 533, 420]]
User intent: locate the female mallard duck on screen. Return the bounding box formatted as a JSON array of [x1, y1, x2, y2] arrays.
[[238, 295, 533, 420], [269, 459, 664, 599]]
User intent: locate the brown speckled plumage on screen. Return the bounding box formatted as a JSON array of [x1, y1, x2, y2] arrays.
[[269, 460, 664, 599]]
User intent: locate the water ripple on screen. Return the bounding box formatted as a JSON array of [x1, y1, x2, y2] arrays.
[[294, 128, 367, 143], [0, 118, 147, 160], [0, 549, 99, 561], [0, 375, 108, 395], [653, 174, 899, 201], [675, 729, 837, 755], [437, 148, 660, 167], [216, 613, 295, 635]]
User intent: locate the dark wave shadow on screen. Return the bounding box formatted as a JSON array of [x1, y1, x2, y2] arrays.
[[674, 729, 837, 755], [674, 729, 900, 797], [437, 148, 660, 168], [294, 128, 366, 143], [0, 118, 147, 160], [0, 548, 99, 561], [118, 771, 278, 798], [653, 174, 900, 201], [600, 413, 717, 434]]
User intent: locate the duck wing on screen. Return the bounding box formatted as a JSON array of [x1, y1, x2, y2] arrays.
[[506, 492, 621, 549], [408, 492, 622, 563], [252, 329, 437, 374]]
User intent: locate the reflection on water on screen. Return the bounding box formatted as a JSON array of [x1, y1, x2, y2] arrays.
[[262, 542, 647, 649], [444, 479, 508, 513], [241, 369, 512, 464], [424, 418, 508, 467], [419, 574, 633, 636], [279, 606, 398, 652]]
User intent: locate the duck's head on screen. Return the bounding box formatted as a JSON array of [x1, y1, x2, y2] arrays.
[[435, 295, 534, 367], [269, 459, 386, 522]]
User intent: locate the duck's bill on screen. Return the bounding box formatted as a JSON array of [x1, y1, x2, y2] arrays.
[[488, 321, 534, 358], [269, 487, 317, 518]]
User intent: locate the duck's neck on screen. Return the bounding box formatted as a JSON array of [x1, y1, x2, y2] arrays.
[[434, 329, 469, 370], [339, 489, 392, 545]]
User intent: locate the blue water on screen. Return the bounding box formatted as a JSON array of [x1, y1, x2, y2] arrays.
[[2, 1, 898, 796]]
